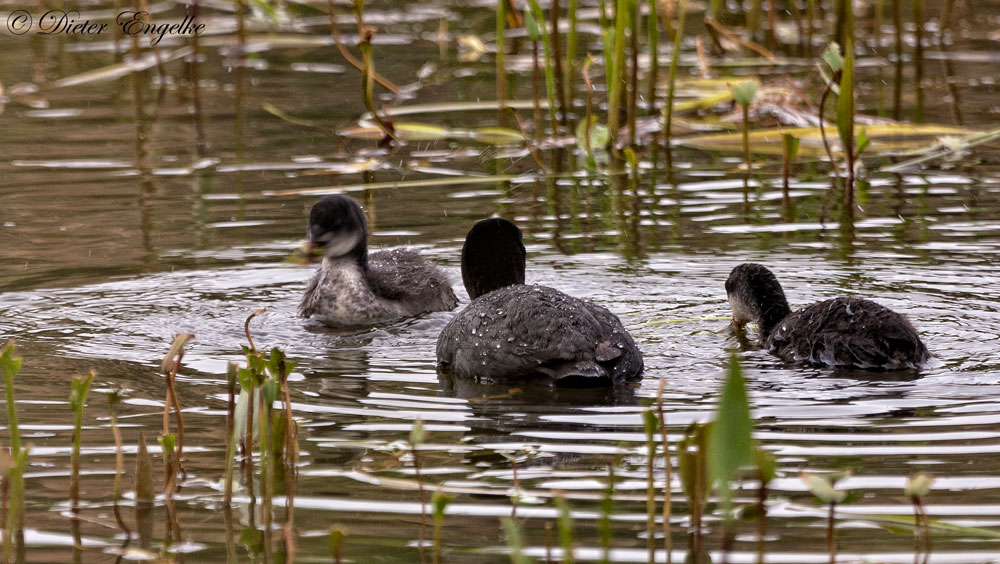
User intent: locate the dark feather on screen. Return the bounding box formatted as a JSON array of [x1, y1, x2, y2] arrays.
[[366, 248, 459, 314], [436, 285, 643, 386]]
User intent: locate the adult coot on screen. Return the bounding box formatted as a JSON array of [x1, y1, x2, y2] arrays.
[[436, 218, 644, 386], [725, 263, 930, 369], [299, 195, 457, 326]]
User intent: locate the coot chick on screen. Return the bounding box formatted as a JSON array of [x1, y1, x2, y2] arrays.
[[436, 218, 644, 386], [299, 195, 458, 326], [725, 263, 930, 369]]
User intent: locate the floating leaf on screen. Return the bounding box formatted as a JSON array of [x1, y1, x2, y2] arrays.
[[52, 48, 193, 88], [469, 126, 525, 144], [264, 174, 523, 197], [881, 126, 1000, 172], [681, 124, 976, 157], [263, 103, 319, 128]]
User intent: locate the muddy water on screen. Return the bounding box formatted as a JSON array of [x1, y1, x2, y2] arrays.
[[3, 0, 1000, 562]]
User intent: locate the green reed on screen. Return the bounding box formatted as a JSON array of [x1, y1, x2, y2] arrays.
[[655, 378, 672, 564], [754, 447, 776, 564], [662, 0, 687, 165], [550, 0, 568, 131], [0, 343, 27, 563], [605, 0, 630, 166], [906, 472, 934, 563], [224, 362, 238, 506], [410, 418, 428, 564], [836, 37, 856, 210], [645, 0, 659, 119], [528, 0, 559, 139], [781, 132, 800, 217], [329, 526, 346, 564], [801, 471, 848, 564], [0, 343, 22, 456], [69, 371, 95, 504], [502, 518, 530, 564], [599, 463, 615, 563], [555, 496, 574, 564], [643, 410, 658, 564], [566, 0, 579, 124], [107, 389, 130, 535], [431, 491, 453, 564], [731, 80, 758, 190], [708, 355, 754, 557], [496, 0, 507, 125], [356, 2, 395, 142], [159, 434, 178, 497]]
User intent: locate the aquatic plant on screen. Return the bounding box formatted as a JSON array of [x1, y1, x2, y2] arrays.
[[780, 132, 800, 217], [354, 1, 395, 143], [159, 433, 178, 498], [730, 79, 759, 189], [555, 495, 574, 563], [707, 355, 754, 555], [135, 432, 155, 505], [677, 422, 708, 546], [662, 0, 688, 166], [224, 362, 238, 506], [431, 490, 453, 564], [410, 418, 429, 564], [0, 343, 27, 563], [69, 370, 95, 506], [800, 471, 849, 564], [655, 378, 672, 564], [836, 38, 856, 210], [496, 0, 508, 125], [642, 410, 658, 563], [0, 344, 22, 457], [107, 389, 130, 535], [161, 332, 193, 487], [329, 526, 346, 564], [502, 517, 530, 564], [906, 472, 934, 563], [598, 463, 616, 563]]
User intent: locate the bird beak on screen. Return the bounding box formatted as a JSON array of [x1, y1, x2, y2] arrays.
[[302, 240, 323, 264], [724, 319, 745, 334]]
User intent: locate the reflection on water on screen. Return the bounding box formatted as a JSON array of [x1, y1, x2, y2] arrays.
[[4, 0, 1000, 562]]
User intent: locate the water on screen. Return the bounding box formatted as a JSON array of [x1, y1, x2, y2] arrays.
[[3, 0, 1000, 561]]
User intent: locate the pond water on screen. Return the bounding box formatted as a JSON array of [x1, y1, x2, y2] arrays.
[[3, 0, 1000, 562]]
